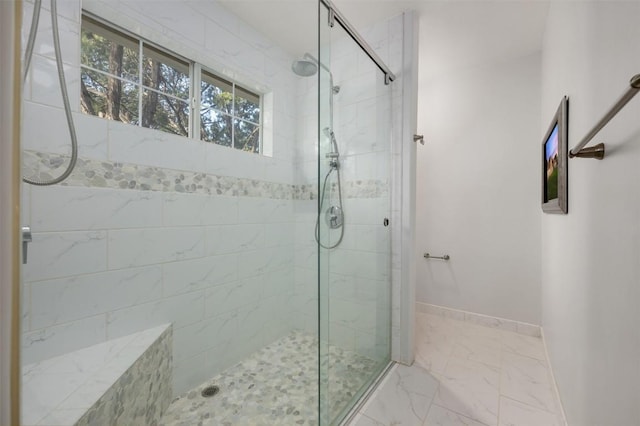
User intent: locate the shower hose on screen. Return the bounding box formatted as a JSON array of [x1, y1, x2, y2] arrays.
[[22, 0, 78, 186]]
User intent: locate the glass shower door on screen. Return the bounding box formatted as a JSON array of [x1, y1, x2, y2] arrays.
[[317, 5, 393, 424]]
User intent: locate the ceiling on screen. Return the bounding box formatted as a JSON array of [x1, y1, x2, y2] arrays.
[[216, 0, 550, 79]]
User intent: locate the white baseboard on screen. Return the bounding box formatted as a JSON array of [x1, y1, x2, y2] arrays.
[[415, 302, 541, 337]]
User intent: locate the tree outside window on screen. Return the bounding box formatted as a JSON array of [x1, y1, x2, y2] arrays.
[[80, 15, 262, 154]]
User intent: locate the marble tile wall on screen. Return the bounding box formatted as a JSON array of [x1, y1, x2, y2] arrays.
[[21, 0, 299, 184], [21, 0, 406, 403], [22, 179, 299, 395], [20, 0, 300, 396]]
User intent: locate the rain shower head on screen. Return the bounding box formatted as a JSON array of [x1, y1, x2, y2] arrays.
[[291, 59, 318, 77], [292, 53, 341, 94]]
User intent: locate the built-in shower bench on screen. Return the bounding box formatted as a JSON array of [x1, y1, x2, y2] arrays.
[[22, 324, 172, 426]]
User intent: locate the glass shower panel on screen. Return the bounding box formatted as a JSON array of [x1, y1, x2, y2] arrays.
[[318, 4, 333, 424], [20, 0, 322, 424], [317, 9, 393, 425]]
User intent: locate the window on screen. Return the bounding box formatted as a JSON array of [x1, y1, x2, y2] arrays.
[[80, 15, 262, 153], [200, 71, 261, 153]]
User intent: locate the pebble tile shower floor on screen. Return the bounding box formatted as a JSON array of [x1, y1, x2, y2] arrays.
[[161, 331, 379, 426]]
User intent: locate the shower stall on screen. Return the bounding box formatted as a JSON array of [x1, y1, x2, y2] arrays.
[[17, 0, 411, 424]]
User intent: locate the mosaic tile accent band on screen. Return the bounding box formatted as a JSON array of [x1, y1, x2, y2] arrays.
[[75, 326, 173, 426], [161, 331, 382, 426], [23, 150, 388, 200]]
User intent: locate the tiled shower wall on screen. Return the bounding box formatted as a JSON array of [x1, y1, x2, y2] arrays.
[[21, 0, 301, 394], [20, 0, 407, 397]]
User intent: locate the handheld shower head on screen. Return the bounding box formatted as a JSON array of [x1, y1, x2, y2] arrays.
[[323, 127, 340, 165]]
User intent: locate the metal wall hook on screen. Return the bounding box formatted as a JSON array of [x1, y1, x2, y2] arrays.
[[423, 253, 450, 261], [413, 134, 424, 145]]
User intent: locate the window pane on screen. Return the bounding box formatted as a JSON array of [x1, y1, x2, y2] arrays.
[[81, 17, 139, 82], [143, 45, 190, 100], [234, 119, 260, 153], [201, 71, 233, 116], [235, 86, 260, 124], [81, 69, 139, 123], [141, 89, 189, 136], [201, 109, 232, 147]]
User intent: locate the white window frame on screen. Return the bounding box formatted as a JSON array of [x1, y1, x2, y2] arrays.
[[80, 13, 263, 154]]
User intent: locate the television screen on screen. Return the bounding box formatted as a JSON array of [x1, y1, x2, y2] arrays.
[[544, 123, 559, 202]]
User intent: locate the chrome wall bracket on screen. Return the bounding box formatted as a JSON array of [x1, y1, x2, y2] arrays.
[[569, 142, 605, 160], [569, 73, 639, 160], [423, 253, 450, 261], [413, 134, 424, 145]]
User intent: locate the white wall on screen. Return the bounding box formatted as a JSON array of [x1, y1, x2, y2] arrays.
[[415, 53, 542, 324], [541, 2, 640, 424]]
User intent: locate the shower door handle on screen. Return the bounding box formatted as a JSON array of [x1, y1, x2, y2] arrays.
[[22, 226, 32, 264]]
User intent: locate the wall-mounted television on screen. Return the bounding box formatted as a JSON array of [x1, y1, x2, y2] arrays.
[[542, 96, 568, 214]]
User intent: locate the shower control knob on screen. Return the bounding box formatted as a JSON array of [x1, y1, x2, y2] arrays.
[[383, 218, 389, 227]]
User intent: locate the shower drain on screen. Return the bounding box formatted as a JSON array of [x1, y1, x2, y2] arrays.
[[201, 385, 220, 398]]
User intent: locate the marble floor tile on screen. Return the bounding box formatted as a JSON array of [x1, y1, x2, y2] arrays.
[[500, 352, 556, 413], [498, 397, 560, 426], [416, 313, 461, 338], [350, 413, 385, 426], [360, 364, 439, 426], [415, 337, 455, 374], [450, 339, 502, 369], [433, 358, 501, 426], [500, 332, 546, 361], [424, 404, 490, 426], [456, 326, 503, 352], [407, 313, 564, 426]]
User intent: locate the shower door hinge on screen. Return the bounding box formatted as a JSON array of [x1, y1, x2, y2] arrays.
[[328, 8, 335, 27]]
